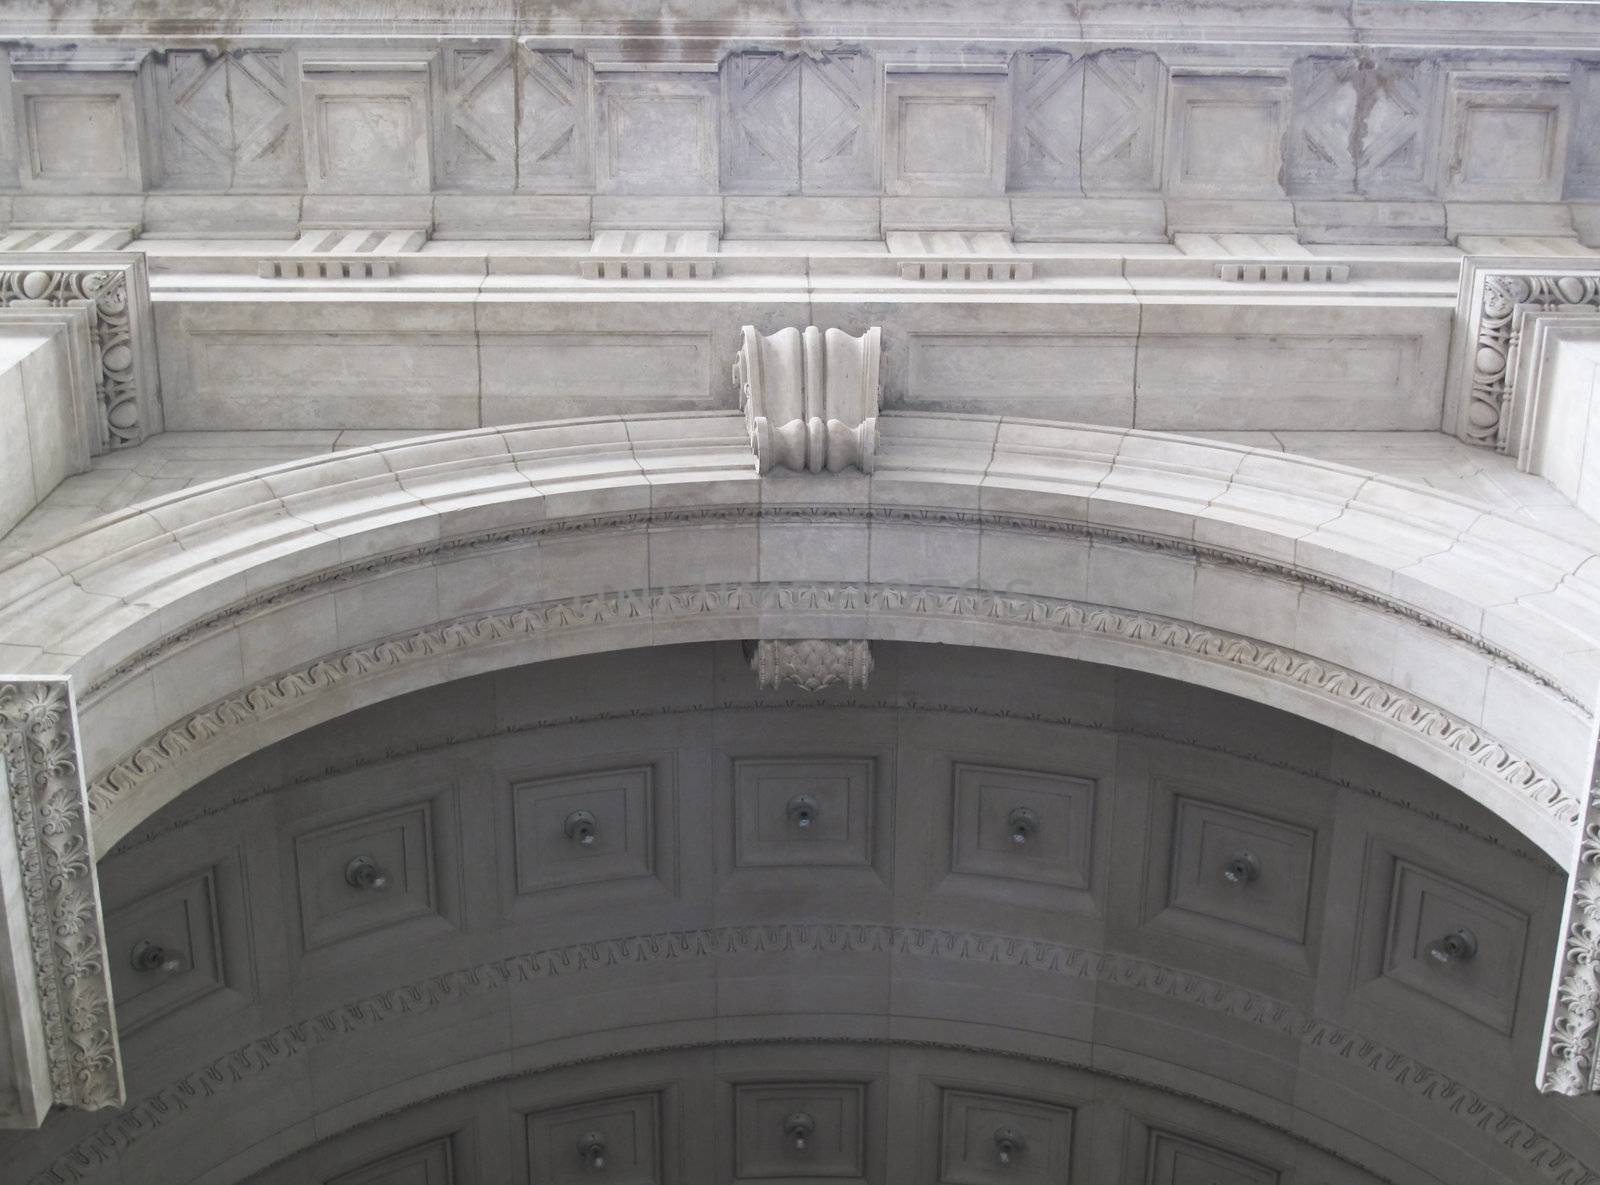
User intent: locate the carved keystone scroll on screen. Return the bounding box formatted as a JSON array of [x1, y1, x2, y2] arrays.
[[751, 640, 873, 692], [0, 679, 123, 1126], [733, 325, 880, 473]]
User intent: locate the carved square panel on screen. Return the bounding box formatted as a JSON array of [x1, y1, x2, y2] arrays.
[[949, 763, 1094, 890], [13, 70, 151, 192], [440, 44, 515, 190], [1165, 71, 1289, 198], [1165, 796, 1314, 945], [722, 52, 801, 192], [801, 51, 877, 192], [1444, 72, 1570, 200], [1009, 52, 1083, 191], [1145, 1129, 1279, 1185], [292, 801, 439, 950], [521, 49, 594, 191], [155, 49, 231, 188], [595, 73, 718, 194], [1287, 56, 1439, 197], [733, 757, 874, 869], [1372, 855, 1529, 1033], [511, 764, 656, 893], [228, 50, 303, 189], [527, 1092, 662, 1185], [105, 865, 227, 1034], [884, 71, 1008, 195], [734, 1082, 865, 1180], [301, 58, 434, 193], [1082, 50, 1166, 192], [327, 1136, 454, 1185], [937, 1088, 1073, 1185]]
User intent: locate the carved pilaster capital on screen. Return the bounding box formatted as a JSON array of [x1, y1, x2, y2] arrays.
[[0, 254, 157, 450], [1453, 260, 1600, 450], [0, 678, 124, 1120]]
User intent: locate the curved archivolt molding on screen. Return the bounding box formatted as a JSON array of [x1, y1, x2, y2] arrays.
[[4, 411, 1600, 1091], [19, 925, 1600, 1185], [0, 413, 1590, 846]]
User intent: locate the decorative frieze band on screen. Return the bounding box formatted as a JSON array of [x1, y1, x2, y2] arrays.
[[0, 680, 123, 1120], [0, 257, 157, 449], [86, 581, 1574, 830]]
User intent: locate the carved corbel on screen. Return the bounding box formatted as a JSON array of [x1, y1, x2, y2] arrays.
[[733, 325, 880, 473], [0, 678, 123, 1126]]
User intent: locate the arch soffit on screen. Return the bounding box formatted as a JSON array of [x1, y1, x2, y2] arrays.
[[0, 412, 1594, 863]]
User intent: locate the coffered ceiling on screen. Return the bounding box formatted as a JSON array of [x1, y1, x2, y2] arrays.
[[6, 641, 1584, 1185]]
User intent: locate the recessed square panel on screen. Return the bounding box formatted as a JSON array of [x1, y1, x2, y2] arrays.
[[511, 765, 655, 893], [1147, 1129, 1279, 1185], [326, 1136, 454, 1185], [293, 802, 438, 949], [1165, 796, 1315, 946], [26, 95, 128, 178], [1182, 101, 1278, 182], [301, 64, 433, 193], [950, 763, 1094, 889], [1444, 72, 1570, 200], [733, 758, 874, 868], [884, 73, 1007, 194], [527, 1092, 662, 1185], [105, 866, 226, 1033], [1166, 73, 1289, 198], [319, 95, 417, 176], [734, 1082, 865, 1181], [1462, 107, 1556, 182], [938, 1089, 1073, 1185], [596, 75, 718, 193], [14, 70, 150, 192], [1377, 857, 1529, 1033]]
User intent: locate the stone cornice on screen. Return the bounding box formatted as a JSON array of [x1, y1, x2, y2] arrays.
[[5, 2, 1600, 47], [20, 923, 1596, 1185], [0, 680, 122, 1118]]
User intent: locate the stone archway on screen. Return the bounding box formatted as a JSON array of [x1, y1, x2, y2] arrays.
[[4, 411, 1600, 1112]]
